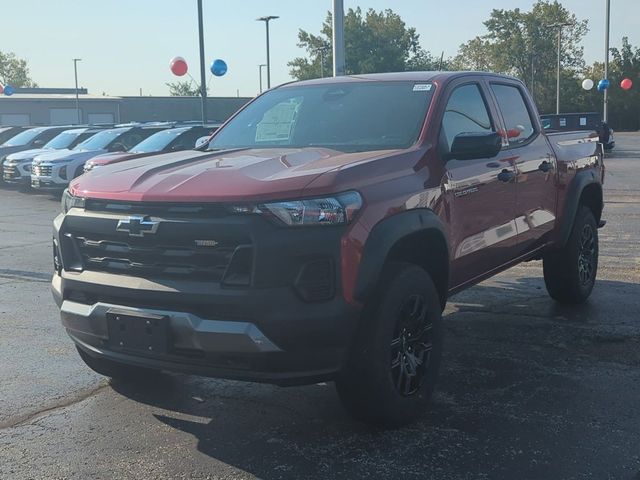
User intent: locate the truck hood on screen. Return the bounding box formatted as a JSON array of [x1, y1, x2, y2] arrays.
[[85, 152, 141, 168], [5, 147, 52, 163], [33, 148, 107, 164], [70, 147, 398, 202]]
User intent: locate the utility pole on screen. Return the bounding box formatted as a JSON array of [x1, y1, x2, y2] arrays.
[[604, 0, 611, 122], [257, 16, 279, 89], [73, 58, 82, 124], [197, 0, 208, 124], [332, 0, 345, 76]]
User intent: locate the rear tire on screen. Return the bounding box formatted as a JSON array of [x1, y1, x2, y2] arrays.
[[543, 206, 598, 304], [335, 262, 443, 427], [76, 346, 158, 381]]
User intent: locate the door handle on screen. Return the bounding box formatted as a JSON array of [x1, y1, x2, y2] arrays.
[[538, 161, 553, 173], [497, 169, 515, 182]]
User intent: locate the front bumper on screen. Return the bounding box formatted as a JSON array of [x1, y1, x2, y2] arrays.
[[2, 161, 32, 184], [52, 207, 360, 385], [31, 162, 70, 189]]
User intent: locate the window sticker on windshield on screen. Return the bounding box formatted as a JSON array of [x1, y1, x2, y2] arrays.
[[413, 84, 432, 92], [255, 99, 301, 143]]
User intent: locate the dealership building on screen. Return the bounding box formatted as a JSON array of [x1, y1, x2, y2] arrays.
[[0, 88, 251, 126]]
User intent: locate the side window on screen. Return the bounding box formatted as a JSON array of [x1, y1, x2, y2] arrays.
[[491, 84, 536, 146], [440, 84, 493, 153]]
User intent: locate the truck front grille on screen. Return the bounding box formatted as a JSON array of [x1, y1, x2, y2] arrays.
[[74, 236, 246, 282], [61, 207, 254, 284], [32, 164, 52, 177]]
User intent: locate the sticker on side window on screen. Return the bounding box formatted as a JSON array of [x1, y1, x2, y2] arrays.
[[412, 84, 432, 92]]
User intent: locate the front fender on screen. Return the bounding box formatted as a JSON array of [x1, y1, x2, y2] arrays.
[[354, 209, 449, 305]]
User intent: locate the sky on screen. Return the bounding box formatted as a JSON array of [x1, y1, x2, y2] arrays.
[[2, 0, 638, 98]]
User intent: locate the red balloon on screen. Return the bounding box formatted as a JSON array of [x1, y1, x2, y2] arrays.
[[170, 56, 188, 76], [621, 78, 633, 90]]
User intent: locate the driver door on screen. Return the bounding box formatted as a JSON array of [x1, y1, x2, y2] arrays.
[[439, 81, 519, 288]]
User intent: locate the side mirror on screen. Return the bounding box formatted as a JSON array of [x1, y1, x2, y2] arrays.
[[448, 132, 502, 161], [32, 139, 46, 147], [194, 136, 209, 149]]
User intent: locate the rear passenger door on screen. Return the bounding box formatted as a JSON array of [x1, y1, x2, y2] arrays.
[[438, 81, 519, 288], [488, 82, 557, 255]]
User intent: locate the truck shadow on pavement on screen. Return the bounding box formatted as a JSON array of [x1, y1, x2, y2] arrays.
[[111, 277, 640, 480]]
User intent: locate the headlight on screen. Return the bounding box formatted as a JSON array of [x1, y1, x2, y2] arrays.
[[234, 191, 362, 227], [61, 189, 85, 214]]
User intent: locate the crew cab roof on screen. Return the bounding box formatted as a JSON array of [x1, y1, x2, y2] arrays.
[[285, 71, 521, 88]]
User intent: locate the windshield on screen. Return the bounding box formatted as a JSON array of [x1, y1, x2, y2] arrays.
[[1, 127, 46, 147], [43, 130, 85, 150], [208, 81, 435, 153], [130, 128, 189, 153], [74, 128, 127, 151]]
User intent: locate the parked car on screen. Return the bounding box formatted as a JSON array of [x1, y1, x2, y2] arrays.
[[53, 72, 604, 426], [540, 112, 614, 150], [3, 127, 105, 186], [31, 124, 168, 190], [0, 126, 28, 145], [83, 125, 219, 173], [0, 126, 76, 182]]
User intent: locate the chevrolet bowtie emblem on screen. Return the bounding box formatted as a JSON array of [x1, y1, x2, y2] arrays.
[[116, 215, 159, 237]]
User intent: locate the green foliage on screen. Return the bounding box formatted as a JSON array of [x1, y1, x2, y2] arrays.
[[453, 0, 588, 114], [288, 8, 449, 80], [0, 51, 37, 87], [166, 80, 205, 96]]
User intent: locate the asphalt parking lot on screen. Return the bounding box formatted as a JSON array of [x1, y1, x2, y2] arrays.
[[1, 134, 639, 480]]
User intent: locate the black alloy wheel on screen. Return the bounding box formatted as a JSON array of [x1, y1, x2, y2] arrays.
[[390, 294, 433, 397]]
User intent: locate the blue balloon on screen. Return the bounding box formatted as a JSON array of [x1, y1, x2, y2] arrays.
[[210, 59, 228, 77], [4, 85, 14, 96], [597, 79, 610, 92]]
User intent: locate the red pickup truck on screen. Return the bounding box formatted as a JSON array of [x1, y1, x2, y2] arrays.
[[53, 72, 604, 426]]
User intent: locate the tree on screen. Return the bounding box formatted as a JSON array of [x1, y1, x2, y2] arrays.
[[453, 1, 588, 114], [166, 80, 205, 96], [579, 37, 640, 130], [288, 8, 448, 80], [0, 51, 37, 87]]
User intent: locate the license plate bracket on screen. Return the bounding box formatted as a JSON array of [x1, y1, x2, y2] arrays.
[[106, 310, 169, 355]]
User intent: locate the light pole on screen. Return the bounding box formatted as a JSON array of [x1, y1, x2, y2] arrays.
[[315, 46, 330, 78], [73, 58, 82, 124], [332, 0, 345, 76], [197, 0, 208, 124], [258, 64, 266, 93], [256, 16, 279, 89], [530, 53, 537, 102], [550, 22, 573, 115], [604, 0, 611, 122]]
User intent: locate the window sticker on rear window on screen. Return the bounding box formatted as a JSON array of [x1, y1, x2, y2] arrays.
[[413, 84, 432, 92]]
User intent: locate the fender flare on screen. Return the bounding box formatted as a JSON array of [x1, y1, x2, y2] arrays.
[[353, 209, 450, 305], [558, 170, 603, 247]]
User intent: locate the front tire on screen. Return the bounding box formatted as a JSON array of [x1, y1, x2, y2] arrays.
[[543, 206, 599, 304], [335, 263, 443, 427]]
